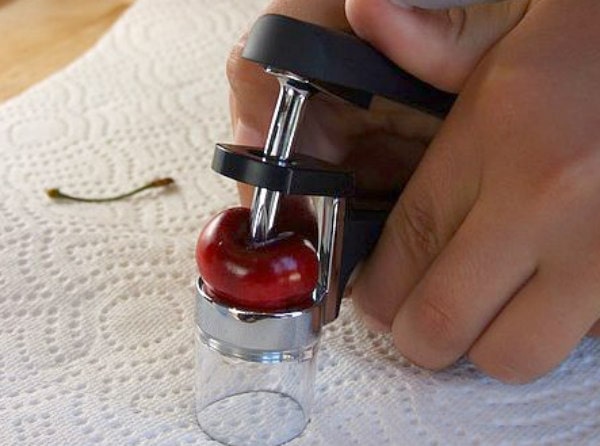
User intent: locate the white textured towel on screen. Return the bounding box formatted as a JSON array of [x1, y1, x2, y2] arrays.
[[1, 1, 599, 445]]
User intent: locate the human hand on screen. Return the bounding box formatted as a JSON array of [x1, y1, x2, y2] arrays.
[[227, 0, 600, 383], [346, 0, 600, 383]]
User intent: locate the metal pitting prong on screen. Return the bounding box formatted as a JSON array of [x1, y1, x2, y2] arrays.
[[249, 69, 314, 243]]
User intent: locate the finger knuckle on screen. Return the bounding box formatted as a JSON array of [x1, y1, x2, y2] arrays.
[[390, 195, 441, 259], [446, 7, 467, 43]]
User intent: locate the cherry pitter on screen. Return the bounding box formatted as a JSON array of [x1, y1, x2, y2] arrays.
[[194, 14, 456, 445]]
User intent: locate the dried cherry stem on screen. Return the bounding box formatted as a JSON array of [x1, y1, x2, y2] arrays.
[[46, 177, 175, 203]]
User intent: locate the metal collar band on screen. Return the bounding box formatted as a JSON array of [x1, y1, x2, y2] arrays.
[[195, 278, 321, 363]]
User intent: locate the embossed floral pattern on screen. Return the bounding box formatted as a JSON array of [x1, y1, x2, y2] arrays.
[[0, 0, 599, 445]]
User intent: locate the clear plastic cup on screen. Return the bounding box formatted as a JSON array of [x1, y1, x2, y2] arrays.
[[194, 279, 320, 446]]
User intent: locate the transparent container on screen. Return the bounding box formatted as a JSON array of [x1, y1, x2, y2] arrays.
[[194, 279, 321, 446]]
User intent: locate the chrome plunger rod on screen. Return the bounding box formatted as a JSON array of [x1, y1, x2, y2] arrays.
[[249, 72, 313, 242]]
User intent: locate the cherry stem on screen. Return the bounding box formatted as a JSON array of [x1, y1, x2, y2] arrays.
[[46, 177, 175, 203]]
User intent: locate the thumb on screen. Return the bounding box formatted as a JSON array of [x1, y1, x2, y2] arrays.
[[345, 0, 530, 92]]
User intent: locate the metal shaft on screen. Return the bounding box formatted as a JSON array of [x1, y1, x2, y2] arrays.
[[249, 74, 312, 242]]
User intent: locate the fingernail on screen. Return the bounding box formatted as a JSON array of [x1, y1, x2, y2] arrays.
[[233, 119, 265, 146], [343, 261, 364, 298], [352, 299, 391, 333], [345, 262, 391, 332]]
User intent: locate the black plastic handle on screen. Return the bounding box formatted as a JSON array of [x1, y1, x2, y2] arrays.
[[212, 143, 355, 197], [243, 14, 457, 117]]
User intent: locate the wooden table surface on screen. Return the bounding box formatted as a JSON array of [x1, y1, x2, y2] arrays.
[[0, 0, 134, 102]]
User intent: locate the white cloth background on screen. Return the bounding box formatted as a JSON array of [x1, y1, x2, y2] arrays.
[[1, 0, 599, 445]]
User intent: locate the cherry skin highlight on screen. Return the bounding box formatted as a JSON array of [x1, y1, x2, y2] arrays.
[[196, 206, 318, 312]]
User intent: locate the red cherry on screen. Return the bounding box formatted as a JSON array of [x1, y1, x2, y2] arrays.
[[276, 196, 319, 247], [196, 207, 318, 312]]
